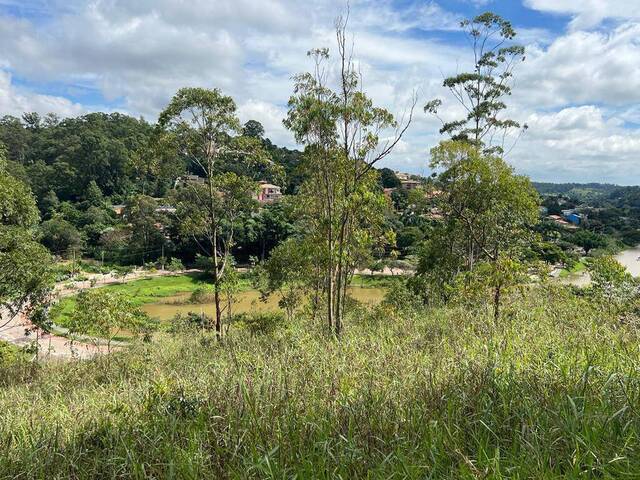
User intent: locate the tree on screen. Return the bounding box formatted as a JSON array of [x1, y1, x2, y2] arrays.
[[242, 120, 265, 139], [379, 168, 401, 189], [158, 87, 276, 336], [589, 256, 636, 311], [0, 143, 53, 328], [256, 237, 319, 322], [84, 180, 105, 207], [572, 230, 609, 255], [417, 141, 539, 318], [126, 195, 167, 264], [425, 12, 526, 155], [40, 217, 83, 256], [283, 16, 413, 335], [68, 289, 148, 354]]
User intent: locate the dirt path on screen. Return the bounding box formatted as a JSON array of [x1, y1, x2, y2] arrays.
[[0, 269, 193, 360]]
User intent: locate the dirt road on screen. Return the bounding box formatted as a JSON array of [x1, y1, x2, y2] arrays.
[[0, 268, 190, 360]]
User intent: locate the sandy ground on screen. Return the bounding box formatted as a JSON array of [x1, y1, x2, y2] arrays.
[[0, 268, 191, 360]]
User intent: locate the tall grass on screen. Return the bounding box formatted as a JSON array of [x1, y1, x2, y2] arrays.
[[2, 284, 640, 478]]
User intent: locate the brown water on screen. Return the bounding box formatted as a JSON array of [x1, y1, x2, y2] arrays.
[[615, 247, 640, 277], [141, 287, 386, 321], [561, 246, 640, 287]]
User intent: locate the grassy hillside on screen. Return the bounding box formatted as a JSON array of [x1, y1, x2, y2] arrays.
[[2, 285, 640, 478]]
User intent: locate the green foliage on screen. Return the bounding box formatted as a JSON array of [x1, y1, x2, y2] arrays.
[[169, 311, 212, 333], [378, 167, 401, 189], [417, 141, 539, 307], [0, 148, 53, 322], [589, 256, 637, 308], [283, 21, 407, 334], [68, 289, 149, 350], [167, 257, 184, 272], [4, 287, 640, 477], [572, 229, 610, 254], [236, 311, 286, 336], [426, 13, 526, 154], [39, 217, 83, 255]]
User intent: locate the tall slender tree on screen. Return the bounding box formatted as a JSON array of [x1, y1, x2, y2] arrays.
[[157, 88, 279, 336], [425, 12, 526, 155], [284, 15, 414, 335]]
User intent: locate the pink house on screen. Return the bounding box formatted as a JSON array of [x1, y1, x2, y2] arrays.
[[256, 182, 282, 203]]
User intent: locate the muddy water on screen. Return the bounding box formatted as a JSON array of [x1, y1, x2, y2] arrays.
[[561, 246, 640, 287], [615, 246, 640, 277], [141, 287, 387, 321]]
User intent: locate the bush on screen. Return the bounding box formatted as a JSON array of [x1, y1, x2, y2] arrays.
[[168, 312, 212, 332], [167, 257, 184, 272], [235, 311, 286, 335], [188, 287, 214, 304]]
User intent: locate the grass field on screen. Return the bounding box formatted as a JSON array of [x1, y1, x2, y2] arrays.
[[3, 284, 640, 478]]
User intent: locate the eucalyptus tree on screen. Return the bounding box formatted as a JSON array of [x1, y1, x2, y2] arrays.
[[284, 16, 414, 335], [425, 12, 526, 155], [157, 88, 280, 336], [0, 143, 53, 330], [419, 140, 539, 318]]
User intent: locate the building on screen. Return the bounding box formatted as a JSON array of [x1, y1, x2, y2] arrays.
[[561, 209, 584, 226], [111, 204, 126, 216], [256, 182, 282, 203], [400, 179, 421, 190]]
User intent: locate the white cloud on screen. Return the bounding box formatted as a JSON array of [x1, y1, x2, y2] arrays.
[[514, 23, 640, 109], [0, 70, 85, 117], [524, 0, 640, 30]]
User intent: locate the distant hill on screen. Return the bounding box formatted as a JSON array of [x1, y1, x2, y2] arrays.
[[533, 182, 619, 203]]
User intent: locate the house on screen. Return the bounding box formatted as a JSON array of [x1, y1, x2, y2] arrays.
[[111, 204, 126, 216], [174, 174, 205, 188], [395, 171, 410, 181], [400, 179, 421, 190], [256, 182, 282, 203]]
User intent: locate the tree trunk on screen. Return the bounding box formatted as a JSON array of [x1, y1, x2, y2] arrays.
[[214, 285, 222, 337], [493, 283, 501, 321]]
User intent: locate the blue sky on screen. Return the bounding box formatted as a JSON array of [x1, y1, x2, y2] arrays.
[[1, 0, 640, 184]]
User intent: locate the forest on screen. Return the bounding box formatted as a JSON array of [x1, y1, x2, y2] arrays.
[[1, 9, 640, 479]]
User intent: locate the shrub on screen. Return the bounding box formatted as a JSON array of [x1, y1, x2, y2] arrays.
[[235, 311, 286, 335], [168, 312, 212, 332], [167, 257, 184, 272]]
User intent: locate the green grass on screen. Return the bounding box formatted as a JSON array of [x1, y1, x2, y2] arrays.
[[3, 285, 640, 478], [559, 258, 587, 278], [51, 273, 243, 327]]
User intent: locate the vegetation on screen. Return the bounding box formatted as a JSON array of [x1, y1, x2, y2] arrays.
[[3, 286, 640, 477], [1, 6, 640, 479]]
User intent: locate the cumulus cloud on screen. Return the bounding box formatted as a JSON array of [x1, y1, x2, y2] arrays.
[[0, 70, 85, 117], [524, 0, 640, 30]]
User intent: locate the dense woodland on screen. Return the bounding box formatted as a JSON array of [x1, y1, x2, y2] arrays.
[[2, 10, 640, 478]]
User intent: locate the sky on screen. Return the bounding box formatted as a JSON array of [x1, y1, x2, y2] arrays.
[[1, 0, 640, 185]]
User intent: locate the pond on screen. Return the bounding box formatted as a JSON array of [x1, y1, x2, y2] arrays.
[[561, 246, 640, 287], [141, 287, 387, 321], [615, 246, 640, 277]]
